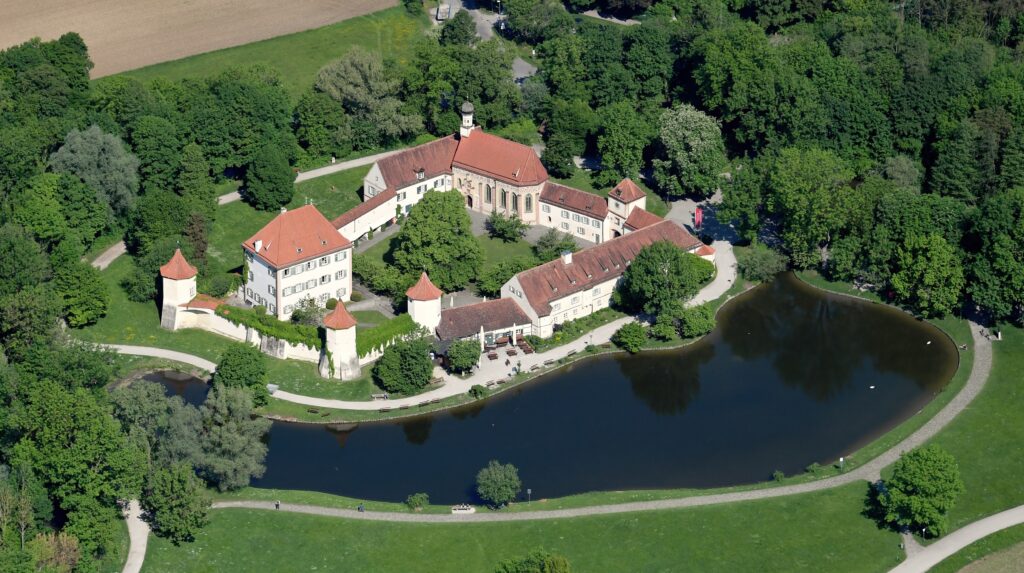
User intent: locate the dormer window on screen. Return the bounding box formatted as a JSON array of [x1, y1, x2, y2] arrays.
[[416, 169, 425, 181], [297, 248, 303, 254]]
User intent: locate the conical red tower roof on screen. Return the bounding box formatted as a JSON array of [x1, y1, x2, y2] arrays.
[[610, 178, 646, 203], [159, 248, 197, 280], [406, 272, 443, 301], [323, 303, 357, 330]]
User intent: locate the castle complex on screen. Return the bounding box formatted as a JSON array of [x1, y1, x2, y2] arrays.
[[158, 102, 715, 380]]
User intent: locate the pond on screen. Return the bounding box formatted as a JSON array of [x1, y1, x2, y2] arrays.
[[153, 273, 959, 504]]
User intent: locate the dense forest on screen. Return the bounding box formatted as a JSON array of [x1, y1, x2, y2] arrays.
[[0, 0, 1023, 568]]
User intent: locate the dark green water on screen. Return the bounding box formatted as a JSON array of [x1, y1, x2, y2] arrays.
[[156, 273, 958, 503]]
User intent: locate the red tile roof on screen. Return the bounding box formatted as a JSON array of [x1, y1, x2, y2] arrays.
[[242, 205, 351, 269], [323, 303, 357, 330], [453, 129, 547, 186], [610, 178, 646, 203], [624, 208, 663, 231], [160, 249, 197, 280], [539, 182, 608, 219], [376, 136, 458, 192], [513, 220, 703, 316], [695, 244, 716, 257], [185, 294, 222, 311], [437, 298, 532, 340], [332, 189, 396, 230], [406, 272, 443, 300]]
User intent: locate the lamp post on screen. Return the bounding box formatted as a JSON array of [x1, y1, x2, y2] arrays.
[[839, 457, 845, 472], [527, 488, 531, 505]]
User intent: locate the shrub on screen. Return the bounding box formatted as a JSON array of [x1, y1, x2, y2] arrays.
[[405, 492, 429, 511], [678, 304, 716, 338], [325, 298, 338, 310], [350, 290, 365, 302], [611, 322, 646, 353], [495, 550, 572, 573], [737, 241, 787, 282], [469, 384, 488, 399], [476, 256, 538, 297], [205, 273, 236, 298], [476, 460, 521, 508], [772, 470, 785, 482], [290, 297, 326, 326], [649, 314, 677, 341], [353, 254, 413, 300]]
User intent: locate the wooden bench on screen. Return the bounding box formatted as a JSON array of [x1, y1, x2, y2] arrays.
[[371, 393, 389, 401]]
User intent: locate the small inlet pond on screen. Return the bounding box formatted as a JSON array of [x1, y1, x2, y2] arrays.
[[153, 273, 958, 504]]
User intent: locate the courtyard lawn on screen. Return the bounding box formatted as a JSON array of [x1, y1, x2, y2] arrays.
[[120, 8, 427, 99], [551, 168, 670, 217], [143, 483, 903, 573], [351, 310, 390, 327], [476, 235, 536, 270], [98, 517, 129, 573]]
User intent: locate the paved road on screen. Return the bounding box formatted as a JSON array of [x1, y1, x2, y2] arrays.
[[90, 241, 127, 270], [121, 500, 149, 573], [890, 505, 1024, 573], [133, 322, 988, 524]]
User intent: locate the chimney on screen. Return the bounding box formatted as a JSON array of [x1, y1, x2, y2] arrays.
[[561, 251, 573, 265], [280, 207, 288, 214], [254, 240, 263, 252], [460, 101, 474, 138]]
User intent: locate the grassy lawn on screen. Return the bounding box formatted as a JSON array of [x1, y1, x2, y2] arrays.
[[351, 310, 390, 327], [121, 8, 427, 99], [144, 483, 902, 573], [926, 325, 1024, 531], [291, 165, 368, 219], [551, 168, 670, 217], [931, 524, 1024, 573], [476, 235, 536, 269], [206, 165, 368, 283]]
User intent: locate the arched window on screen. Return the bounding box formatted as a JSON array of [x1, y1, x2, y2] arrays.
[[525, 194, 533, 213], [485, 185, 492, 203], [500, 190, 508, 208], [512, 193, 519, 212]]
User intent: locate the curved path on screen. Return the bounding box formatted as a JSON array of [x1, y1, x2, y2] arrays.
[[121, 500, 149, 573], [189, 322, 987, 523], [889, 505, 1024, 573], [104, 344, 217, 372]]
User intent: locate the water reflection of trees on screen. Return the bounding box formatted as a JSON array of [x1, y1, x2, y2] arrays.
[[719, 274, 953, 401], [324, 423, 357, 448], [620, 343, 713, 416], [401, 418, 433, 445]]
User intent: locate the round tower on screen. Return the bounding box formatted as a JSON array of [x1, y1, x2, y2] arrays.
[[406, 272, 442, 333], [460, 101, 474, 138], [321, 303, 360, 380], [159, 248, 197, 330]]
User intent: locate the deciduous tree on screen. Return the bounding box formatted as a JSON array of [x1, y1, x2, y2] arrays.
[[877, 445, 964, 537], [48, 125, 139, 218], [653, 104, 727, 198], [619, 241, 714, 315], [476, 460, 521, 508], [213, 343, 269, 407], [244, 144, 293, 210], [391, 191, 483, 291], [373, 338, 434, 395], [196, 386, 271, 491], [891, 234, 964, 317], [142, 464, 211, 544]]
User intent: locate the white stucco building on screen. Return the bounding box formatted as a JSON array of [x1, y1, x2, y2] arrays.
[[241, 205, 353, 320]]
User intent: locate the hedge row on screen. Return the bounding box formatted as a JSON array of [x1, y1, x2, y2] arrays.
[[215, 305, 321, 349], [356, 313, 418, 357]]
